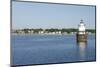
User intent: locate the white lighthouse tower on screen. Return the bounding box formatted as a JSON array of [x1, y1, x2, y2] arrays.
[[78, 19, 86, 34], [76, 19, 87, 42]]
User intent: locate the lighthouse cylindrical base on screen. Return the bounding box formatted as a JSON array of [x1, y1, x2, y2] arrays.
[[76, 32, 87, 43]]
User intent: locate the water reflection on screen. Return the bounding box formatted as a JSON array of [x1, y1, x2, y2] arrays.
[[77, 42, 87, 61]]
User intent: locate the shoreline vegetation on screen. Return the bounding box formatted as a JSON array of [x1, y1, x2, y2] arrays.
[[12, 28, 95, 35]]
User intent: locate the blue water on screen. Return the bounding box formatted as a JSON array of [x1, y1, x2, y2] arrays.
[[11, 35, 96, 65]]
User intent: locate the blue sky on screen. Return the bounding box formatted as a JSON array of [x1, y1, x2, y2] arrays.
[[12, 1, 96, 29]]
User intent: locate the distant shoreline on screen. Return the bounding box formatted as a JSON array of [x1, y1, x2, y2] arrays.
[[11, 33, 95, 36]]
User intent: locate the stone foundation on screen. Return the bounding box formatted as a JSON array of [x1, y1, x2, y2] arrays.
[[76, 32, 87, 43]]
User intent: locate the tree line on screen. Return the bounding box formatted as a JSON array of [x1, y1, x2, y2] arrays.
[[13, 28, 95, 34]]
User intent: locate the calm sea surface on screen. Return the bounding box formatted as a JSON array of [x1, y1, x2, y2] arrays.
[[11, 34, 96, 65]]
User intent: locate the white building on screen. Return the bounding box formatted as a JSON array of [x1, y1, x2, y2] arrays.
[[78, 20, 86, 34]]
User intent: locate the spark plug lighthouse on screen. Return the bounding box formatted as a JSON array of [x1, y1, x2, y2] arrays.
[[76, 20, 87, 43]]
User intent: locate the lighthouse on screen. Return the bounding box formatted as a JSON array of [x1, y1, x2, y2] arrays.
[[76, 20, 87, 43]]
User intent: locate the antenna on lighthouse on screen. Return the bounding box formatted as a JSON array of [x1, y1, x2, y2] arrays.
[[80, 19, 83, 23]]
